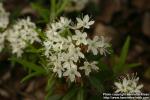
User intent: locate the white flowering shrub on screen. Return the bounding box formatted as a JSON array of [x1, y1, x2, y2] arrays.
[[0, 1, 144, 100]]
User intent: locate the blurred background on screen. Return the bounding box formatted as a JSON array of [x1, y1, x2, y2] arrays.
[[0, 0, 150, 100]]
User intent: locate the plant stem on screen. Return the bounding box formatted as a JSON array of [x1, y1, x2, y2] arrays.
[[50, 0, 56, 22], [56, 0, 70, 16]]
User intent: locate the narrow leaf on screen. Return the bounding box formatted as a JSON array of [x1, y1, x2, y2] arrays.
[[21, 71, 44, 83], [113, 36, 130, 73], [31, 3, 49, 22], [77, 88, 84, 100], [119, 36, 130, 67], [89, 76, 104, 92], [62, 87, 78, 100], [125, 63, 141, 68], [47, 94, 62, 100], [56, 0, 69, 16], [10, 57, 45, 73]]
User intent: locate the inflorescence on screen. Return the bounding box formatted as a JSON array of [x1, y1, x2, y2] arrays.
[[114, 74, 143, 93], [0, 3, 9, 52], [43, 15, 110, 82]]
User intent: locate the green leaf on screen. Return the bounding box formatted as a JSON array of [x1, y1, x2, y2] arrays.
[[56, 0, 70, 16], [45, 74, 56, 100], [10, 57, 45, 73], [21, 71, 44, 83], [97, 62, 114, 82], [9, 6, 21, 21], [119, 36, 130, 66], [25, 42, 42, 53], [125, 63, 141, 69], [62, 87, 78, 100], [89, 76, 104, 92], [113, 36, 130, 73], [77, 88, 84, 100], [36, 28, 47, 40], [46, 74, 56, 91], [26, 48, 42, 53], [144, 67, 150, 79], [50, 0, 56, 21], [47, 94, 62, 100], [31, 3, 49, 22]]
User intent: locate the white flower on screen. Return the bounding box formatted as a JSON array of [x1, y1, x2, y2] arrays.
[[57, 17, 71, 29], [46, 23, 59, 36], [63, 60, 76, 69], [15, 17, 40, 43], [98, 36, 110, 56], [0, 3, 9, 29], [63, 36, 73, 49], [5, 29, 26, 57], [76, 15, 94, 29], [114, 74, 143, 93], [68, 44, 85, 62], [87, 36, 110, 56], [72, 30, 87, 45], [11, 39, 26, 57], [53, 60, 64, 78], [87, 36, 100, 55], [46, 17, 70, 37], [43, 35, 66, 56], [53, 42, 64, 51], [63, 64, 81, 82], [6, 17, 40, 57], [80, 61, 99, 76], [114, 78, 131, 93], [43, 40, 53, 57]]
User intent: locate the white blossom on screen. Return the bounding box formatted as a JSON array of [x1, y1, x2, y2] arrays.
[[5, 29, 26, 57], [53, 60, 64, 78], [87, 36, 110, 56], [0, 3, 9, 29], [68, 44, 85, 62], [87, 36, 100, 55], [43, 40, 53, 57], [80, 61, 99, 76], [6, 17, 40, 57], [46, 17, 71, 37], [72, 30, 87, 45], [98, 36, 110, 56], [114, 74, 143, 93], [46, 23, 59, 36], [57, 17, 71, 29], [76, 15, 94, 29], [63, 64, 81, 82]]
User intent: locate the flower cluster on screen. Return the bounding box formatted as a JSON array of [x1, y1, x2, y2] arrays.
[[5, 17, 40, 57], [0, 3, 9, 29], [0, 3, 9, 52], [114, 74, 143, 93], [43, 15, 110, 82]]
